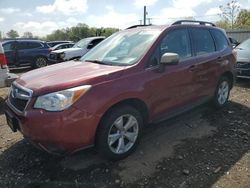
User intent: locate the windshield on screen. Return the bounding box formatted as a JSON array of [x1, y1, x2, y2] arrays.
[[237, 38, 250, 49], [81, 29, 161, 66], [73, 38, 91, 48]]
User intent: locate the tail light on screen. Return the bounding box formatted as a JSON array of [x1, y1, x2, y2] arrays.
[[0, 53, 7, 69]]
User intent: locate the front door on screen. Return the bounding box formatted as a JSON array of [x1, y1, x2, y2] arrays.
[[144, 28, 199, 120]]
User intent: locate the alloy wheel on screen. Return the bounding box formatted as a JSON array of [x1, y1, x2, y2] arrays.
[[108, 114, 139, 154]]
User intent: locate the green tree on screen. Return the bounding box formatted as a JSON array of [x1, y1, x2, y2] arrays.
[[235, 9, 250, 29], [0, 31, 2, 40], [216, 20, 231, 29], [6, 29, 19, 38], [43, 23, 118, 42], [219, 0, 240, 29], [22, 31, 33, 38]]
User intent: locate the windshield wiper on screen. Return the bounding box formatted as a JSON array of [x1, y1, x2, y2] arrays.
[[85, 59, 112, 65]]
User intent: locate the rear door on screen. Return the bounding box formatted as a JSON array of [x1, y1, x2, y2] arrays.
[[17, 41, 44, 65], [189, 28, 218, 98]]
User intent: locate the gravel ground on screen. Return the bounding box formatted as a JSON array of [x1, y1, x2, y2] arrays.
[[0, 75, 249, 188]]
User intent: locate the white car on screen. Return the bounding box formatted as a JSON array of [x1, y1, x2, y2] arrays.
[[0, 43, 18, 88], [48, 37, 105, 63]]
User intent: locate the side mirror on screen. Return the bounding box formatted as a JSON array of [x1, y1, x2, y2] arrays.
[[87, 43, 94, 49], [160, 53, 179, 65]]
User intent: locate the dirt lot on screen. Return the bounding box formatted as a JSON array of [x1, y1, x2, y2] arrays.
[[0, 71, 249, 188]]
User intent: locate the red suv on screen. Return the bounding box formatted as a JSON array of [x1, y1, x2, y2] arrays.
[[5, 20, 236, 160]]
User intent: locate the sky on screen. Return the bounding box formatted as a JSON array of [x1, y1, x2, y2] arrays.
[[0, 0, 250, 37]]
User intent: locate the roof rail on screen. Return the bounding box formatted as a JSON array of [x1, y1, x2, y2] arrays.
[[2, 38, 39, 41], [126, 24, 153, 29], [172, 20, 216, 27]]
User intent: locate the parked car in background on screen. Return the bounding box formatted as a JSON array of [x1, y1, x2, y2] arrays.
[[228, 37, 240, 48], [48, 36, 105, 64], [5, 20, 236, 160], [0, 43, 18, 88], [235, 38, 250, 78], [51, 43, 75, 51], [47, 41, 73, 47], [2, 40, 51, 68]]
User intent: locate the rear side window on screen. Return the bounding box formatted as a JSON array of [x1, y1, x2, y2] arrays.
[[160, 29, 191, 59], [211, 29, 229, 51], [3, 42, 15, 51], [18, 42, 42, 50], [88, 38, 104, 49], [28, 42, 43, 49], [191, 28, 215, 56]]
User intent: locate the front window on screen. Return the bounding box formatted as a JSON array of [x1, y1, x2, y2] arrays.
[[81, 29, 161, 66]]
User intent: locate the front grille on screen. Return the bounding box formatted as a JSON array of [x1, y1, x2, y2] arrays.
[[236, 62, 250, 69], [9, 95, 28, 111], [9, 83, 32, 112], [49, 53, 59, 60]]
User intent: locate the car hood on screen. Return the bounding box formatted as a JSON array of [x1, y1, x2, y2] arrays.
[[236, 48, 250, 62], [52, 47, 83, 53], [16, 61, 126, 96]]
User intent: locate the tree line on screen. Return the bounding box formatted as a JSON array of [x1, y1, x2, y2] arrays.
[[1, 24, 119, 42]]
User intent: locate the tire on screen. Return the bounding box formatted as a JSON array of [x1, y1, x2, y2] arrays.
[[213, 76, 231, 108], [96, 105, 143, 161], [34, 57, 48, 68]]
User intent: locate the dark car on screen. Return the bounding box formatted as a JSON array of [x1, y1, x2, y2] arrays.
[[47, 41, 73, 47], [5, 20, 236, 160], [2, 40, 51, 68], [51, 43, 75, 51], [235, 38, 250, 78]]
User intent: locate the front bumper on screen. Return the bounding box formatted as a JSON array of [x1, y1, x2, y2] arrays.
[[4, 98, 100, 154], [236, 61, 250, 78]]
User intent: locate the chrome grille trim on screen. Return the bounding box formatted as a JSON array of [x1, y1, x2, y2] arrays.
[[8, 82, 33, 113]]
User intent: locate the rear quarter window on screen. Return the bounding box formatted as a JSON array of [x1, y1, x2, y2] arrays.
[[191, 28, 215, 56], [3, 42, 15, 51], [210, 29, 229, 51]]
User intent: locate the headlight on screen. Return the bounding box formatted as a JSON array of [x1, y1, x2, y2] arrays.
[[34, 85, 91, 111], [59, 52, 65, 59]]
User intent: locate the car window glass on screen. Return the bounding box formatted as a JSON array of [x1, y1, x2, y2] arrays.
[[147, 46, 160, 67], [17, 42, 29, 50], [191, 28, 215, 55], [28, 42, 42, 49], [87, 39, 103, 49], [211, 30, 229, 51], [3, 43, 14, 51], [160, 29, 191, 59]]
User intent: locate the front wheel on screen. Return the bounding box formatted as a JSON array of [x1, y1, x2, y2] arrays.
[[96, 106, 143, 160], [34, 57, 48, 68], [213, 77, 231, 108]]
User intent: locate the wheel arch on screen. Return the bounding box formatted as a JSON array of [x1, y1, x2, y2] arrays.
[[95, 98, 149, 144], [99, 98, 149, 126], [221, 71, 234, 89]]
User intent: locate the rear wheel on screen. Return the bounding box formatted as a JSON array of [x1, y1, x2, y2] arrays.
[[96, 106, 143, 160], [213, 76, 231, 108], [34, 57, 47, 68]]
